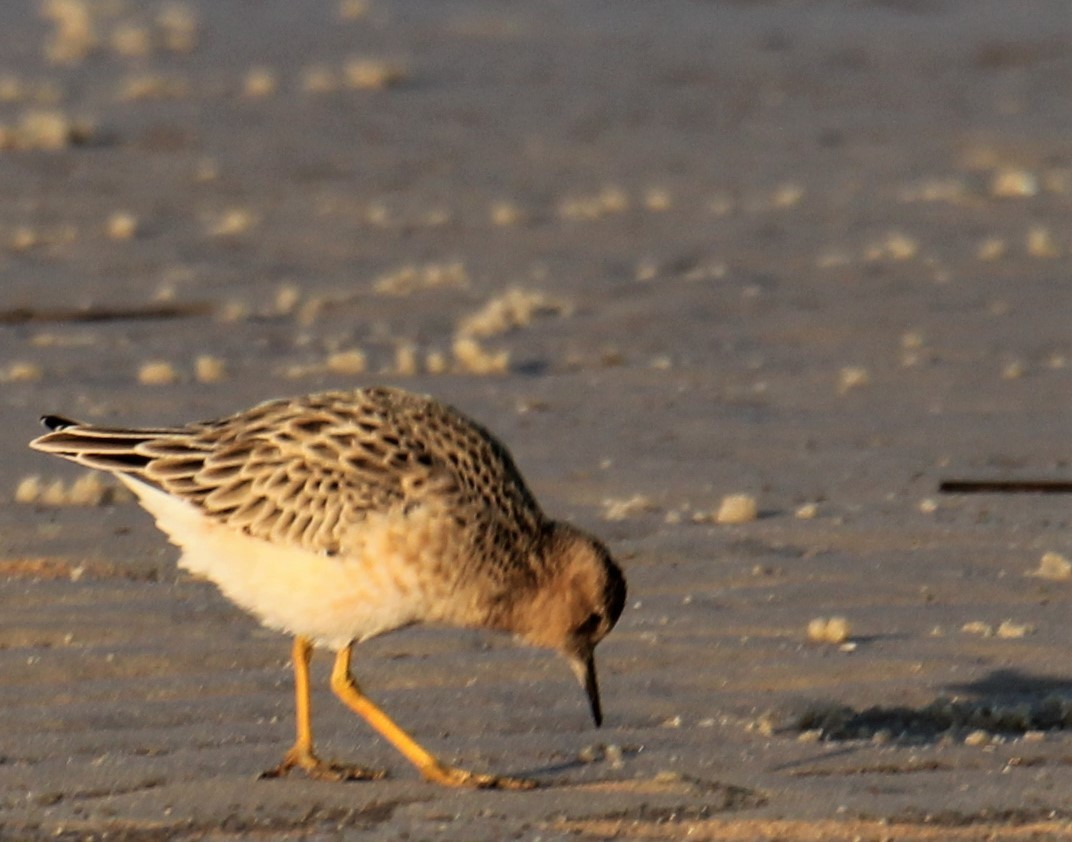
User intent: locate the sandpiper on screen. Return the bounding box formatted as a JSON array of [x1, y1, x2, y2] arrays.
[[30, 386, 626, 789]]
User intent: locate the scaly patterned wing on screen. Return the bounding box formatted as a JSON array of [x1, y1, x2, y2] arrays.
[[31, 392, 448, 555]]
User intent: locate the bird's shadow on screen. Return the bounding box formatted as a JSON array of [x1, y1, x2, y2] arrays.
[[945, 668, 1072, 699], [517, 758, 593, 779], [512, 743, 641, 786], [786, 668, 1072, 745]]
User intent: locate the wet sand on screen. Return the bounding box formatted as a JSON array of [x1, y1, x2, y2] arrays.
[[1, 1, 1070, 838]]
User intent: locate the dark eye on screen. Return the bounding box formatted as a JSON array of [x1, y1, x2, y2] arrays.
[[577, 612, 602, 637]]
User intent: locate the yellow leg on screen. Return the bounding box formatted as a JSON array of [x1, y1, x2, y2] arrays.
[[261, 636, 386, 782], [329, 644, 536, 790]]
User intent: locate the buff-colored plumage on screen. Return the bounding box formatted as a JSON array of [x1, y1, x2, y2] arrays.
[[30, 387, 626, 789]]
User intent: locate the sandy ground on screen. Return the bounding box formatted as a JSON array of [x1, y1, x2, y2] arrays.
[[0, 0, 1070, 839]]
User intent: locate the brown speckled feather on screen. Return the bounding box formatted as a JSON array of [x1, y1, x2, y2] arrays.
[[31, 388, 547, 577]]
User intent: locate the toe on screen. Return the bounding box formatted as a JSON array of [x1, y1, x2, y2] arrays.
[[423, 763, 538, 790], [260, 749, 387, 783], [259, 763, 291, 780], [323, 761, 388, 782], [487, 774, 539, 791]]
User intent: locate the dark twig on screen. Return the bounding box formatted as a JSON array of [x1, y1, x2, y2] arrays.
[[939, 479, 1072, 494], [0, 302, 213, 325]]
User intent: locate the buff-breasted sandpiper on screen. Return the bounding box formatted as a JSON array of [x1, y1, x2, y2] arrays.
[[30, 386, 626, 789]]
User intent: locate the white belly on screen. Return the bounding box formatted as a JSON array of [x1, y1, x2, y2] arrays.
[[118, 476, 448, 649]]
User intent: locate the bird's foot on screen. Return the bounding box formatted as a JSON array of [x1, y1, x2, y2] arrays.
[[260, 746, 387, 782], [421, 761, 538, 790]]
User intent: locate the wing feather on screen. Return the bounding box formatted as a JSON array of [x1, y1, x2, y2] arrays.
[[30, 387, 544, 563]]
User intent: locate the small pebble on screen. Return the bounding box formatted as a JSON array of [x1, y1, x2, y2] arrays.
[[1031, 551, 1072, 580], [715, 493, 758, 524], [343, 57, 409, 90], [106, 212, 138, 240], [1, 361, 43, 382], [990, 167, 1037, 198], [1002, 360, 1026, 380], [838, 366, 870, 394], [14, 475, 42, 504], [977, 237, 1006, 261], [326, 349, 367, 375], [996, 620, 1034, 639], [243, 67, 278, 98], [195, 355, 227, 383], [1026, 226, 1061, 259], [577, 743, 602, 763], [964, 729, 991, 747], [138, 360, 178, 385], [807, 616, 851, 645]]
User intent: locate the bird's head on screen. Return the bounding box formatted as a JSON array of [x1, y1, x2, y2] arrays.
[[515, 522, 626, 727]]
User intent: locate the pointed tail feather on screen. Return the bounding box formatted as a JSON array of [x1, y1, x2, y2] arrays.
[[29, 417, 180, 474]]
